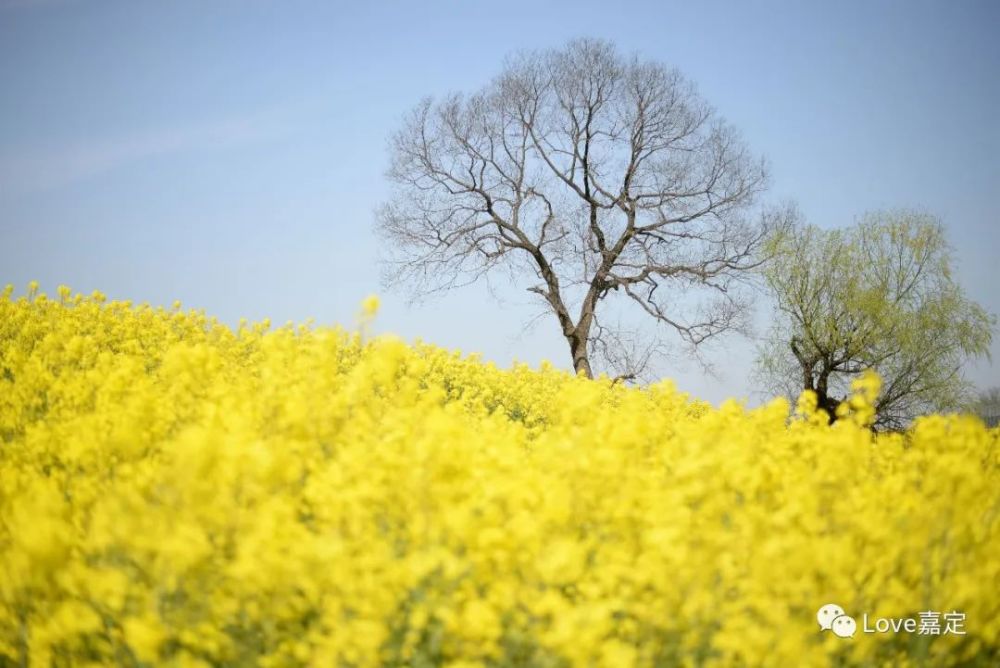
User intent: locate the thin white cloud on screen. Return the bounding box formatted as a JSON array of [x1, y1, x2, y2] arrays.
[[0, 113, 284, 196]]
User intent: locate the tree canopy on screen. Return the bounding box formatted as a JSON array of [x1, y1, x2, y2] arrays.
[[756, 210, 994, 429]]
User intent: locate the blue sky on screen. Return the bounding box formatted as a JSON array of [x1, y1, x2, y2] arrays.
[[2, 0, 997, 404]]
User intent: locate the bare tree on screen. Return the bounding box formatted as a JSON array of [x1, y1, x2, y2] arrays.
[[377, 38, 789, 379], [972, 387, 1000, 427]]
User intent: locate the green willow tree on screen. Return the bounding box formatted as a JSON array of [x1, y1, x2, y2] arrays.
[[756, 210, 994, 430]]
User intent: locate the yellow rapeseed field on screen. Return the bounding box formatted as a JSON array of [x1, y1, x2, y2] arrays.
[[1, 284, 998, 667]]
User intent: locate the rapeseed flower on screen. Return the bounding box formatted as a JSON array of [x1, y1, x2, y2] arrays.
[[0, 285, 997, 666]]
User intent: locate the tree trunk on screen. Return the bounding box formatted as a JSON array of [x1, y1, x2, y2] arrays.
[[814, 369, 840, 424], [793, 342, 839, 425], [568, 331, 593, 378], [814, 388, 840, 424]]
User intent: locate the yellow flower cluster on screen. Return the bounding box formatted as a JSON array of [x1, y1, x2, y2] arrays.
[[1, 285, 998, 667]]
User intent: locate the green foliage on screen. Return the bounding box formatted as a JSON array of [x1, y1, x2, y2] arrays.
[[757, 210, 994, 429]]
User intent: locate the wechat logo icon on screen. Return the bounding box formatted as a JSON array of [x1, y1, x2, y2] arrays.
[[818, 603, 857, 638]]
